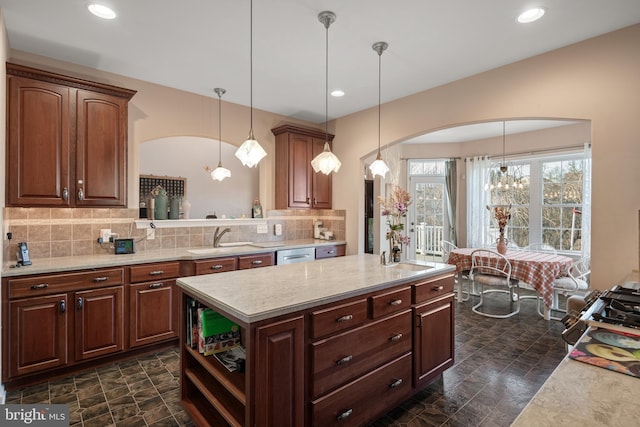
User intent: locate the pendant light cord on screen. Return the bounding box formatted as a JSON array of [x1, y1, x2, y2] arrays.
[[325, 17, 329, 144], [378, 51, 381, 154], [218, 92, 222, 163], [250, 0, 253, 132], [502, 121, 506, 166]]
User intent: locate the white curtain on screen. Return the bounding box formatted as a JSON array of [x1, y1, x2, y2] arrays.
[[581, 143, 592, 259], [466, 156, 491, 248]]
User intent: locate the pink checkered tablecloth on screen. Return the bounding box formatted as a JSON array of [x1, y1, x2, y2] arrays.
[[447, 248, 574, 308]]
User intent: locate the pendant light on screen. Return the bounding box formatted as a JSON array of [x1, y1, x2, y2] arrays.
[[369, 41, 390, 178], [235, 0, 267, 168], [211, 88, 231, 181], [311, 11, 342, 175]]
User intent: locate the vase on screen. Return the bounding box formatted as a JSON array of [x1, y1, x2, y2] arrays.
[[496, 234, 508, 255]]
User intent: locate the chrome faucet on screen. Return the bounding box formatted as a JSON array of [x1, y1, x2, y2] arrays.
[[213, 227, 231, 247]]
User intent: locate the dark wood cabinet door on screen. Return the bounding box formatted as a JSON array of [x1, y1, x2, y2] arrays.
[[413, 294, 455, 388], [7, 76, 71, 206], [8, 294, 68, 378], [75, 286, 124, 360], [254, 315, 304, 427], [311, 137, 332, 209], [288, 134, 313, 208], [75, 90, 127, 206], [129, 281, 178, 347]]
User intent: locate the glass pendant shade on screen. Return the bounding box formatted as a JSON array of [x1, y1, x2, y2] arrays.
[[235, 129, 267, 167], [369, 152, 389, 177], [211, 162, 231, 181], [311, 141, 342, 174]]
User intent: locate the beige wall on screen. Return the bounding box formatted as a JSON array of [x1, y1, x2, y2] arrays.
[[3, 22, 640, 290], [333, 24, 640, 290]]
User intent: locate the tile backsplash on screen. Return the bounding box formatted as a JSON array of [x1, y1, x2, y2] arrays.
[[2, 207, 346, 261]]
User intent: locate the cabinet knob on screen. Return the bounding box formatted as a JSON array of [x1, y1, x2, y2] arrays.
[[30, 283, 49, 290], [77, 297, 83, 310], [336, 409, 353, 421], [336, 314, 353, 323], [336, 355, 353, 366], [389, 378, 403, 389], [389, 299, 402, 306], [390, 333, 403, 342], [77, 188, 84, 201], [62, 187, 69, 200], [149, 283, 164, 289], [93, 276, 108, 282], [432, 285, 444, 291], [59, 300, 66, 313]]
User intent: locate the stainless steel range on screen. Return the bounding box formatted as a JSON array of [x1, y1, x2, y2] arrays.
[[562, 281, 640, 345]]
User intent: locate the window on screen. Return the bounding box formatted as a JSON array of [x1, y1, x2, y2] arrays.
[[487, 153, 585, 253]]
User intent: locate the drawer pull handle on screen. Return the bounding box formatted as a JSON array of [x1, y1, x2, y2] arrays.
[[60, 300, 66, 313], [77, 297, 83, 310], [432, 285, 444, 291], [389, 299, 402, 306], [62, 187, 69, 200], [211, 265, 224, 270], [149, 270, 164, 276], [251, 260, 263, 265], [389, 378, 403, 388], [93, 276, 108, 282], [336, 355, 353, 366], [336, 314, 353, 323], [328, 250, 336, 254], [337, 409, 353, 421], [31, 283, 49, 290], [390, 333, 403, 342], [149, 283, 164, 289]]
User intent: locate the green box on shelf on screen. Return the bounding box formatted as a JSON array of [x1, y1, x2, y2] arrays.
[[197, 308, 241, 356]]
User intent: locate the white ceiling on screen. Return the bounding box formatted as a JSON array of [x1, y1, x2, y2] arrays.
[[1, 0, 639, 128]]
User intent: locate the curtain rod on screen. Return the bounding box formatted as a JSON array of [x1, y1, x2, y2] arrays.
[[401, 156, 461, 161], [464, 142, 589, 161]]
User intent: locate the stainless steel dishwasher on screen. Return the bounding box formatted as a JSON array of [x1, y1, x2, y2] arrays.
[[276, 247, 315, 264]]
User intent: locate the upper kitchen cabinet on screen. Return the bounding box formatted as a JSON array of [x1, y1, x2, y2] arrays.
[[6, 63, 136, 207], [272, 125, 333, 209]]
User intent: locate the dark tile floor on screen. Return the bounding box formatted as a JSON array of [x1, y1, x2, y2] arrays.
[[6, 289, 567, 427]]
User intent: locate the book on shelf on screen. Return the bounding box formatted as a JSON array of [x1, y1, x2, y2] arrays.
[[185, 298, 199, 349], [197, 307, 241, 356], [213, 346, 246, 373]]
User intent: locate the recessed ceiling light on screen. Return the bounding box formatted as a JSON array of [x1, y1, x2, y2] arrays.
[[517, 7, 546, 23], [331, 90, 345, 97], [88, 4, 117, 20]]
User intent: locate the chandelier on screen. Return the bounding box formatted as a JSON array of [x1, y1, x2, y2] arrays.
[[484, 121, 526, 205]]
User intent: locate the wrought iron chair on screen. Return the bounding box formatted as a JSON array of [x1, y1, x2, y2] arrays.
[[441, 240, 471, 301], [470, 249, 520, 318], [538, 256, 590, 320]]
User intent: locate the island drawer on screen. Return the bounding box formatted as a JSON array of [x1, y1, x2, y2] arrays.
[[310, 309, 411, 398], [311, 298, 368, 339], [413, 273, 454, 304], [369, 287, 411, 319], [193, 257, 238, 275], [311, 352, 412, 427], [130, 262, 180, 283], [238, 253, 275, 269], [7, 268, 124, 299], [315, 244, 345, 259]]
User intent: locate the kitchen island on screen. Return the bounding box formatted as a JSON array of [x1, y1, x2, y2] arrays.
[[175, 254, 456, 427]]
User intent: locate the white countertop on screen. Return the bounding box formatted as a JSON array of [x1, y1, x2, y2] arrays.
[[512, 332, 640, 426], [175, 254, 454, 324], [1, 239, 345, 277]]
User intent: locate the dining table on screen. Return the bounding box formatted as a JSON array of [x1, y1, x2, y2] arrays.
[[447, 247, 574, 320]]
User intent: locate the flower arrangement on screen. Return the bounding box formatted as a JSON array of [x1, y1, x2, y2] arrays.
[[378, 186, 412, 246], [487, 204, 511, 234]]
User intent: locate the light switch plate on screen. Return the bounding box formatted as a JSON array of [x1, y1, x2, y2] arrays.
[[257, 224, 268, 234], [100, 229, 112, 242], [274, 224, 282, 236]]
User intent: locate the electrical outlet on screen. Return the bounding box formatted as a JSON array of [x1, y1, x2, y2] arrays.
[[100, 229, 112, 242], [274, 224, 282, 236], [257, 223, 268, 234]]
